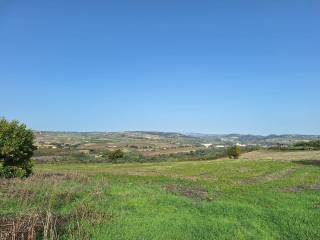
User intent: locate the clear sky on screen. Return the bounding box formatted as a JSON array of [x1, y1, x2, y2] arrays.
[[1, 0, 319, 134]]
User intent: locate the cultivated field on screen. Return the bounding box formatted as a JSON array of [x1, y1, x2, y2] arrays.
[[241, 150, 320, 161], [32, 131, 320, 164], [1, 151, 320, 239]]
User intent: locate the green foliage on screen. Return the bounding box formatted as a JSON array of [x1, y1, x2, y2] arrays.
[[294, 140, 320, 150], [0, 166, 27, 178], [0, 118, 36, 178], [268, 140, 320, 151], [108, 149, 124, 162], [101, 150, 111, 158], [227, 145, 241, 159]]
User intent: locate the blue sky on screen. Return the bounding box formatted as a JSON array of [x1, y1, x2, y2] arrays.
[[1, 0, 319, 134]]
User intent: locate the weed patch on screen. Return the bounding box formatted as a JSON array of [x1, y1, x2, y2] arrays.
[[0, 212, 69, 240], [0, 206, 112, 240]]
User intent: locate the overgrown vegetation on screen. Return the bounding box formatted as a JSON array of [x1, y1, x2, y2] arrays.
[[1, 154, 319, 239], [227, 145, 241, 159], [294, 140, 320, 150], [267, 140, 320, 151], [0, 119, 36, 178]]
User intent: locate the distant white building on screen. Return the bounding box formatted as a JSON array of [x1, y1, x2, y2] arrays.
[[236, 143, 246, 147], [215, 145, 225, 148], [201, 143, 212, 148]]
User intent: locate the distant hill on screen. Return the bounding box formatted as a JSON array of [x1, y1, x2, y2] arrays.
[[185, 133, 320, 145], [34, 130, 320, 147], [32, 131, 320, 163]]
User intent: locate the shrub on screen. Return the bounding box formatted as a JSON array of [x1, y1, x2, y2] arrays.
[[0, 118, 36, 178], [227, 145, 241, 159], [108, 149, 124, 162], [0, 166, 27, 178]]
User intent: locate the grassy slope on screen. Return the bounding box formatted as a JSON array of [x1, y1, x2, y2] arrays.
[[1, 155, 320, 239]]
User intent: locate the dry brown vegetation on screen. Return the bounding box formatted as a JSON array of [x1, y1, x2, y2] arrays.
[[0, 172, 111, 240], [241, 150, 320, 161], [0, 212, 67, 240], [0, 207, 111, 240], [237, 167, 298, 185]]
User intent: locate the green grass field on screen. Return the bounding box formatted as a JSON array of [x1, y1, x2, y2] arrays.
[[1, 153, 320, 239]]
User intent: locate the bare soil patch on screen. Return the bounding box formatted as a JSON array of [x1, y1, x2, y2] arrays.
[[199, 172, 210, 177], [1, 188, 35, 200], [262, 168, 296, 181], [277, 184, 320, 193], [165, 184, 211, 201], [293, 160, 320, 167]]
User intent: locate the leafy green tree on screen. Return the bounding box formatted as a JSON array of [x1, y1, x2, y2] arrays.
[[0, 119, 36, 178], [108, 149, 124, 162], [101, 150, 111, 159], [227, 145, 241, 159]]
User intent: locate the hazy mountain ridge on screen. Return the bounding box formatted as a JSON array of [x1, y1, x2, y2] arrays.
[[185, 133, 320, 145], [34, 130, 320, 146]]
